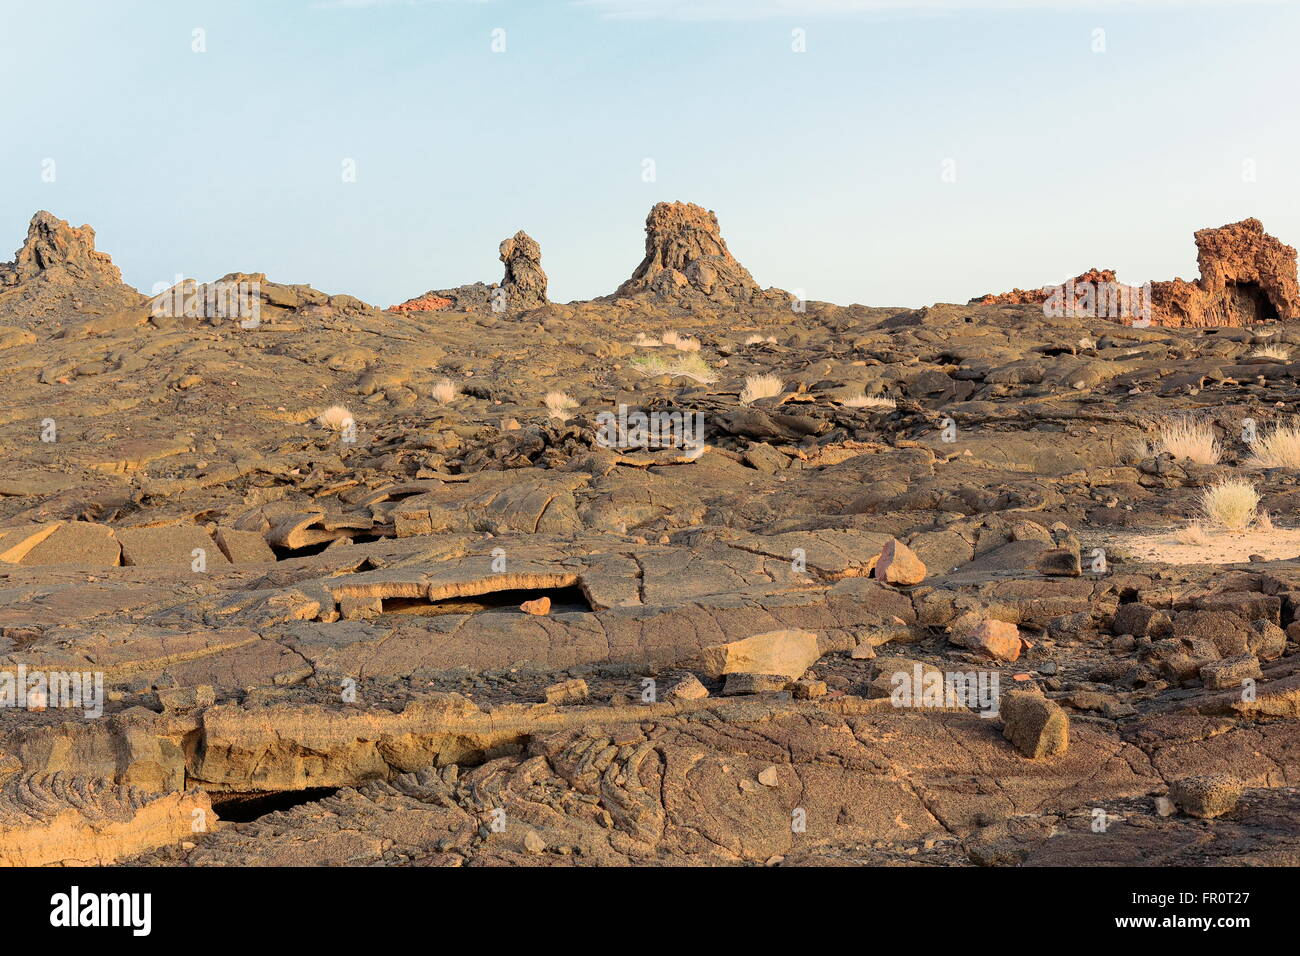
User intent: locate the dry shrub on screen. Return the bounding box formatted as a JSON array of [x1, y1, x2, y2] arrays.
[[740, 374, 784, 404]]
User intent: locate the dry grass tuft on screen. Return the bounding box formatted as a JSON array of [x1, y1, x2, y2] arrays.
[[1175, 523, 1208, 545], [316, 405, 354, 431], [1198, 478, 1260, 532], [740, 374, 785, 404], [1250, 344, 1291, 360], [430, 379, 458, 404], [543, 390, 579, 418], [630, 352, 717, 384], [1153, 418, 1221, 465], [841, 393, 896, 410], [1246, 423, 1300, 469]]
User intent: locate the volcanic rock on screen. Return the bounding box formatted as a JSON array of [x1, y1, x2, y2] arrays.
[[950, 614, 1022, 662], [873, 538, 927, 586], [615, 201, 780, 306], [389, 293, 453, 313], [499, 230, 548, 311], [1199, 653, 1261, 690], [0, 211, 143, 324]]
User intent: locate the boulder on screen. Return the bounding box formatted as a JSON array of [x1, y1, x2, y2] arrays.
[[696, 629, 820, 681], [873, 538, 927, 586], [950, 613, 1022, 662], [1169, 774, 1242, 819], [1000, 691, 1069, 758]]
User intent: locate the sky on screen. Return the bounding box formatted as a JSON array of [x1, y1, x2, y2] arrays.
[[2, 0, 1298, 308]]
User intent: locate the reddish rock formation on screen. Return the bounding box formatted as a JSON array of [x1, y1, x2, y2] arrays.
[[970, 219, 1299, 328], [499, 230, 548, 310], [1150, 218, 1299, 327], [616, 201, 780, 306], [389, 293, 454, 313], [0, 211, 143, 324], [970, 268, 1119, 307]]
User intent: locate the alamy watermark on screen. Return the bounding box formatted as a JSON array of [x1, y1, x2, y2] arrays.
[[1, 666, 104, 718], [150, 276, 262, 328], [594, 404, 706, 458], [1042, 279, 1152, 324], [889, 664, 1000, 718]]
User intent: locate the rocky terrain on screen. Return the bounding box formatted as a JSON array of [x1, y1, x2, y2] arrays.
[[2, 203, 1300, 867]]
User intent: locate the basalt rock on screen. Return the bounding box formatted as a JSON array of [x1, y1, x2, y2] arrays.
[[615, 201, 782, 306], [0, 211, 144, 324], [499, 230, 548, 311]]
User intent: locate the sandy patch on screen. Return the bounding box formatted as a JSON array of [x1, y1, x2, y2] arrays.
[[1106, 528, 1300, 566]]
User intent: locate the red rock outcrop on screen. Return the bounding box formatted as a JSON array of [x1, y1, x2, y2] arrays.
[[1150, 218, 1299, 327], [0, 211, 143, 324], [970, 268, 1119, 307], [389, 293, 454, 313], [970, 219, 1298, 327], [615, 201, 781, 306]]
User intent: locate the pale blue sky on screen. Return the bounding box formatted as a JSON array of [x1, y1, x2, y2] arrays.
[[2, 0, 1297, 307]]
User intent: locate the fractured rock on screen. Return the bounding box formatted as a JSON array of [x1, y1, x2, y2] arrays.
[[1248, 619, 1287, 662], [545, 678, 589, 705], [1035, 547, 1081, 577], [116, 526, 229, 569], [723, 673, 789, 695], [214, 527, 277, 565], [1199, 653, 1261, 691], [665, 674, 709, 701], [15, 522, 119, 567], [520, 595, 551, 616]]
